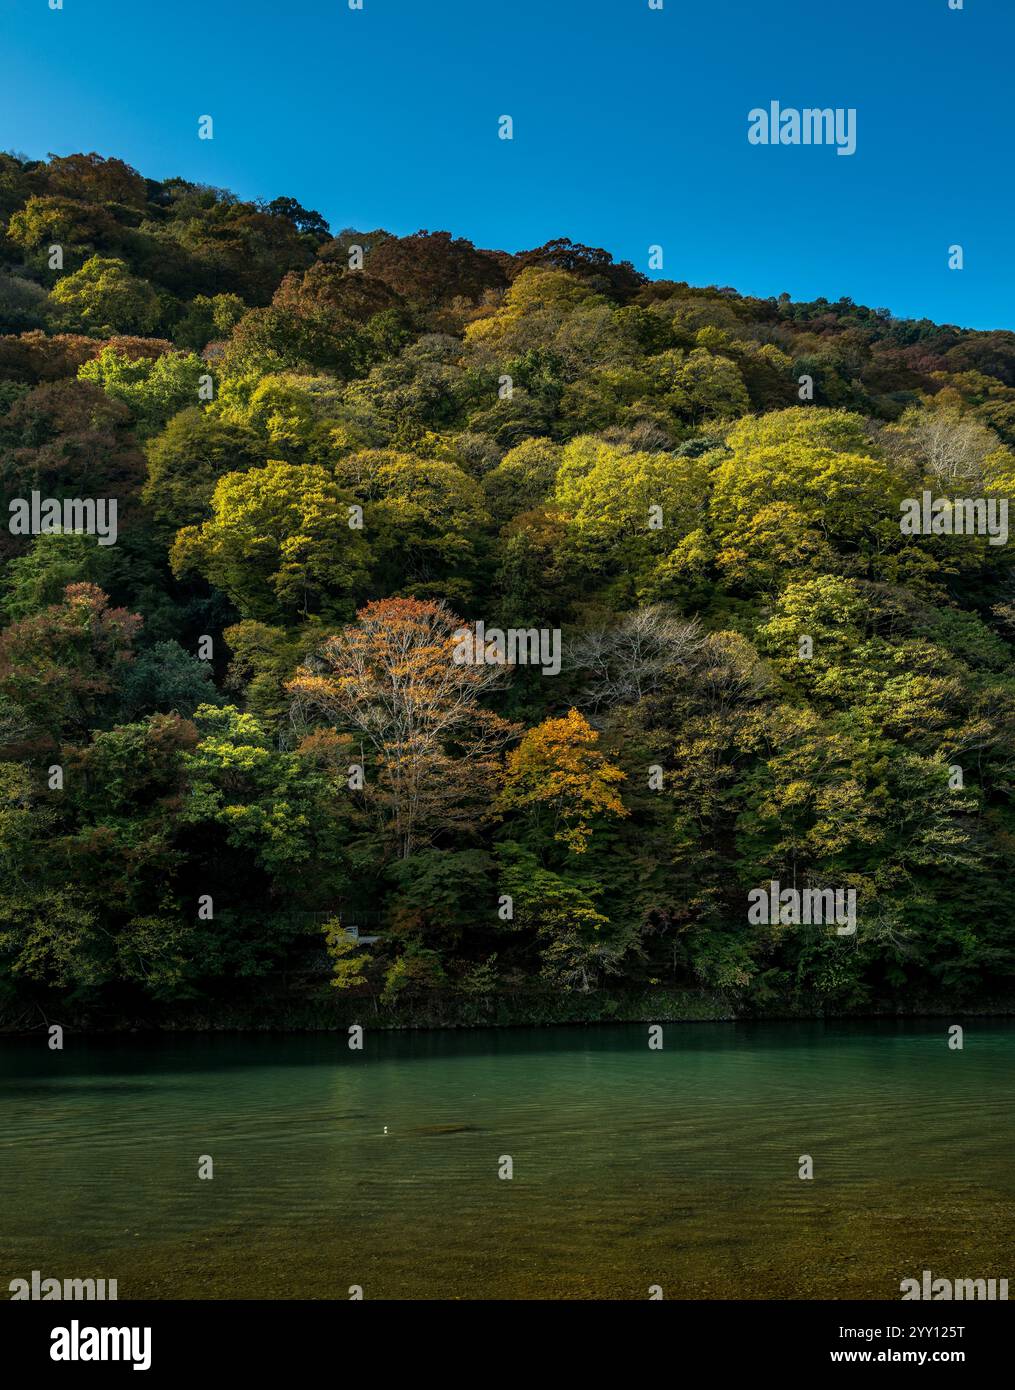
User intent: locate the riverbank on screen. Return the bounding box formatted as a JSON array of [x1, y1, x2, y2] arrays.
[[5, 985, 1015, 1034]]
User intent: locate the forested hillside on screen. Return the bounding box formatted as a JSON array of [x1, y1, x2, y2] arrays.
[[3, 149, 1015, 1024]]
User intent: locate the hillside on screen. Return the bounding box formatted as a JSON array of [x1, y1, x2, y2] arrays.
[[3, 149, 1015, 1025]]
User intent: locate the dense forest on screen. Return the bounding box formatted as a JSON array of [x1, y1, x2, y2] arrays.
[[3, 149, 1015, 1026]]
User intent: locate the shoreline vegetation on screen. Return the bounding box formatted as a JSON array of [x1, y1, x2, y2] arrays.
[[6, 988, 1015, 1036], [4, 151, 1015, 1028]]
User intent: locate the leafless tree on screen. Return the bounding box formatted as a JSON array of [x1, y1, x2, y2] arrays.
[[565, 606, 703, 711], [883, 408, 1001, 488], [691, 630, 772, 711]]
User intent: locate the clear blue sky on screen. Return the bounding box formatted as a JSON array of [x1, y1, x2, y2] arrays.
[[1, 0, 1011, 329]]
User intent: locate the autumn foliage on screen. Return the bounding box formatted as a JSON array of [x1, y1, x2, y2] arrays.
[[4, 146, 1015, 1015]]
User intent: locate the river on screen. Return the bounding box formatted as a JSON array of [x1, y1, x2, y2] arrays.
[[2, 1020, 1012, 1299]]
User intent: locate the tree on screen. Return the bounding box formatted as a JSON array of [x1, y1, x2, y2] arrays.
[[885, 404, 1003, 487], [170, 459, 370, 621], [143, 406, 266, 531], [513, 238, 645, 302], [497, 708, 628, 853], [220, 264, 404, 378], [223, 619, 320, 728], [1, 532, 115, 619], [0, 379, 146, 557], [273, 262, 403, 328], [0, 151, 44, 220], [289, 598, 518, 857], [173, 292, 246, 351], [6, 196, 120, 277], [495, 843, 623, 991], [46, 152, 147, 208], [0, 583, 141, 750], [0, 271, 49, 332], [321, 917, 371, 989], [366, 230, 507, 308], [118, 640, 223, 719], [0, 329, 100, 385], [565, 607, 703, 710], [483, 437, 562, 522], [656, 346, 751, 422], [56, 714, 195, 910], [709, 407, 906, 591], [333, 448, 490, 594], [466, 266, 607, 354], [181, 703, 350, 880], [231, 372, 348, 466], [78, 346, 209, 435], [265, 196, 330, 240], [50, 256, 161, 336], [221, 304, 366, 378], [166, 203, 313, 303], [553, 435, 710, 576]]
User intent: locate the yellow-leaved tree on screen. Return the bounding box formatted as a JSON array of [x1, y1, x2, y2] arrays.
[[497, 708, 627, 853]]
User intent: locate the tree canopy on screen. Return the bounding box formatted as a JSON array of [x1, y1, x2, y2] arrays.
[[3, 148, 1015, 1020]]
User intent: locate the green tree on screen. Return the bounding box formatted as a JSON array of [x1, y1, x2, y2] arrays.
[[173, 293, 246, 350], [50, 255, 161, 336], [78, 346, 210, 435], [143, 406, 266, 531], [171, 459, 370, 620], [334, 448, 490, 597]]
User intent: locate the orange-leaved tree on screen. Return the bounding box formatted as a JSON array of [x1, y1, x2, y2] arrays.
[[288, 598, 518, 857]]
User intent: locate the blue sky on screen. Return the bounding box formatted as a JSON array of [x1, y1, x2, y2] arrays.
[[1, 0, 1011, 329]]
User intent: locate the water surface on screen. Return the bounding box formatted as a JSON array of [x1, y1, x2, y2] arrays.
[[2, 1020, 1012, 1299]]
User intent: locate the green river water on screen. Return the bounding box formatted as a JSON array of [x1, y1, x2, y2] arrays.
[[2, 1020, 1012, 1300]]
